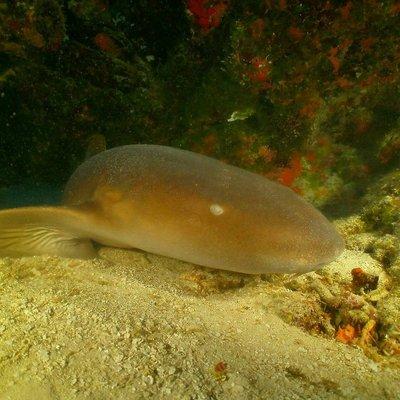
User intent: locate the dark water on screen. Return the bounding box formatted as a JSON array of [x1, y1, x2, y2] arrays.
[[0, 184, 62, 209]]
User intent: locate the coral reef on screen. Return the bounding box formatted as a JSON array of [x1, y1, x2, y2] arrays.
[[361, 170, 400, 236], [0, 0, 399, 383], [0, 0, 398, 204], [330, 172, 400, 362]]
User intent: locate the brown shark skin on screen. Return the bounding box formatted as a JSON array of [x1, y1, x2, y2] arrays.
[[61, 145, 344, 274]]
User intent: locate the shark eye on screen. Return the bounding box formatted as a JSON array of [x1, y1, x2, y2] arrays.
[[210, 204, 224, 216]]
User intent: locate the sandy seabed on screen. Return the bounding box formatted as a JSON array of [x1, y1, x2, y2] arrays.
[[0, 247, 399, 400]]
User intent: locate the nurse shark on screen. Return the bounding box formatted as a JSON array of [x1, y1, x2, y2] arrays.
[[0, 145, 344, 274]]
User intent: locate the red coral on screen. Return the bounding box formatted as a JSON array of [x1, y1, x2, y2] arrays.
[[7, 19, 21, 32], [187, 0, 228, 31], [288, 26, 304, 41], [328, 47, 340, 74], [336, 77, 353, 89], [278, 0, 287, 10], [247, 57, 272, 88], [360, 37, 375, 52], [94, 33, 120, 55], [340, 2, 352, 20], [278, 153, 302, 188], [214, 361, 227, 373], [327, 39, 352, 75]]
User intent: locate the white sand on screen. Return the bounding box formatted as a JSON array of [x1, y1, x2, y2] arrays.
[[0, 248, 399, 400]]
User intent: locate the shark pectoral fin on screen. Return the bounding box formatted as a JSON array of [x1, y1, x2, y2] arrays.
[[0, 207, 97, 259], [0, 226, 96, 258]]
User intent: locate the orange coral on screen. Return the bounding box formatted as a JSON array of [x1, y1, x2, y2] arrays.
[[336, 324, 357, 344], [328, 47, 340, 74], [336, 77, 353, 89]]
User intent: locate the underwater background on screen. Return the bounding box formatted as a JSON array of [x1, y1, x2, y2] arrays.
[[0, 1, 400, 399]]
